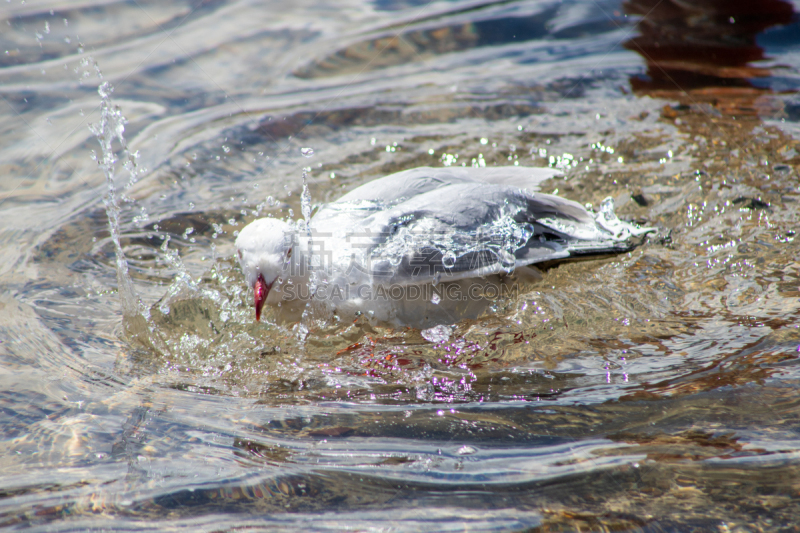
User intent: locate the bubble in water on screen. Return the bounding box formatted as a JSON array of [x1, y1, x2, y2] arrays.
[[442, 251, 456, 268], [421, 324, 450, 343], [300, 147, 314, 157]]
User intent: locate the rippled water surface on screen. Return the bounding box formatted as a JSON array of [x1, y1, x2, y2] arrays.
[[2, 0, 800, 530]]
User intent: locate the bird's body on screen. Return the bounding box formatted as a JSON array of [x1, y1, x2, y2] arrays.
[[235, 166, 652, 328]]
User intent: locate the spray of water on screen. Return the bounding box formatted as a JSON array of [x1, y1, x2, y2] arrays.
[[298, 148, 317, 342], [85, 61, 168, 352], [86, 59, 287, 361], [89, 78, 143, 320], [300, 147, 314, 229]]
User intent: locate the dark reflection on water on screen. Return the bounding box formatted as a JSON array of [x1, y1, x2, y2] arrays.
[[2, 0, 800, 530], [625, 0, 796, 102]]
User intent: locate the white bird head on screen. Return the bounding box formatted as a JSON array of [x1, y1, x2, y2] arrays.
[[235, 217, 294, 321]]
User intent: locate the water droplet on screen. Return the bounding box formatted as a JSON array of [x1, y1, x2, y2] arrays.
[[301, 169, 312, 228], [599, 197, 616, 221], [456, 445, 477, 455], [97, 81, 112, 98], [421, 324, 450, 343], [442, 251, 456, 268], [300, 147, 314, 157]]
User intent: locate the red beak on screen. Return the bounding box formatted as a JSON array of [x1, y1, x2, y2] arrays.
[[254, 273, 272, 321]]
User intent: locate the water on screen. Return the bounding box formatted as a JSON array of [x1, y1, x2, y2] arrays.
[[300, 148, 314, 227], [1, 0, 800, 530]]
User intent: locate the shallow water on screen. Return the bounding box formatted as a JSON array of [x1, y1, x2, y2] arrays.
[[1, 0, 800, 530]]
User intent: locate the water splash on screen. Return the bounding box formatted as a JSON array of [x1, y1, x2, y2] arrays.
[[298, 150, 320, 342], [87, 63, 169, 353], [421, 324, 450, 343], [537, 197, 654, 242], [594, 196, 654, 239], [300, 147, 314, 228], [157, 235, 199, 316], [88, 78, 143, 322], [371, 208, 534, 274], [301, 168, 312, 228], [442, 251, 456, 268]]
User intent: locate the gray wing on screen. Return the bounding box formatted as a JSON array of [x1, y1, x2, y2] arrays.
[[311, 172, 652, 287], [334, 166, 561, 205]]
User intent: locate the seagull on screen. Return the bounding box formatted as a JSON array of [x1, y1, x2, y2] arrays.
[[235, 166, 653, 329]]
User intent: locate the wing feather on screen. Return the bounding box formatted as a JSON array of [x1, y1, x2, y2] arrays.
[[309, 167, 649, 287]]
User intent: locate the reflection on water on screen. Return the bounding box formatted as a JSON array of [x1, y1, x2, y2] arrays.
[[1, 0, 800, 530], [625, 0, 797, 114]]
